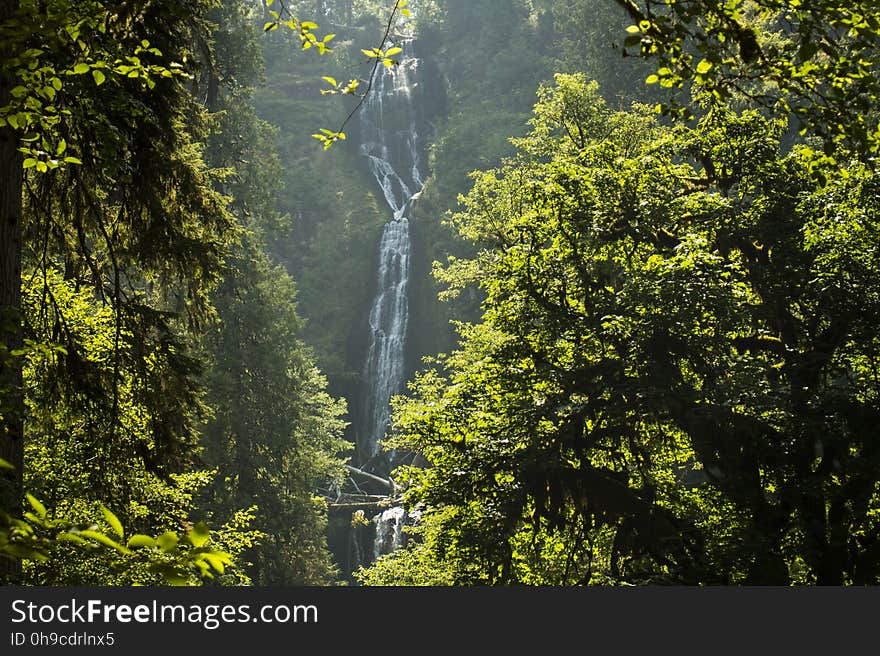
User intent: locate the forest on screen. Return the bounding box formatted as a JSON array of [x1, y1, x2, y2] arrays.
[[1, 0, 879, 587]]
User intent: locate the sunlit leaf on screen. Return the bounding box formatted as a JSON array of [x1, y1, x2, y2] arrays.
[[26, 494, 46, 518], [101, 505, 124, 539], [157, 531, 179, 552], [127, 534, 157, 549], [187, 522, 210, 548], [78, 529, 131, 554]]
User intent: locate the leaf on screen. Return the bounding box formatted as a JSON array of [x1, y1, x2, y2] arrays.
[[321, 76, 338, 86], [56, 138, 67, 155], [101, 505, 124, 539], [3, 544, 44, 559], [696, 59, 713, 74], [26, 494, 46, 518], [92, 70, 106, 85], [263, 22, 277, 32], [57, 532, 89, 546], [22, 158, 37, 169], [157, 531, 179, 553], [362, 48, 381, 58], [0, 458, 13, 470], [201, 551, 232, 574], [149, 563, 189, 585], [187, 521, 210, 548], [384, 46, 403, 57], [73, 62, 89, 74], [78, 529, 132, 554], [63, 156, 82, 165], [126, 534, 157, 549]]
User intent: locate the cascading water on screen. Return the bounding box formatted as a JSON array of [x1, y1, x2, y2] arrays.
[[359, 37, 424, 474], [372, 507, 407, 559], [354, 32, 427, 564]]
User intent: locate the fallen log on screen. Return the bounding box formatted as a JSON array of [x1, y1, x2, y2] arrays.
[[328, 500, 398, 512], [345, 464, 394, 491]]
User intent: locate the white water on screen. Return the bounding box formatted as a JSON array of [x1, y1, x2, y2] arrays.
[[373, 506, 408, 559], [361, 38, 424, 464]]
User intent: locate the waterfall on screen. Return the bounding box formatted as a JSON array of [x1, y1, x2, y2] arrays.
[[373, 507, 407, 559], [360, 38, 424, 468]]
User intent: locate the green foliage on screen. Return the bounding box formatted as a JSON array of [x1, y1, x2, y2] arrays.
[[200, 234, 351, 584], [353, 510, 456, 585], [262, 2, 337, 57], [17, 261, 257, 584], [613, 0, 880, 159], [1, 0, 350, 586], [549, 0, 658, 102], [2, 235, 237, 584], [0, 1, 198, 173], [259, 0, 414, 148], [252, 8, 392, 389], [199, 2, 352, 585], [0, 460, 236, 586], [365, 74, 880, 585], [402, 0, 663, 364], [361, 45, 403, 68]]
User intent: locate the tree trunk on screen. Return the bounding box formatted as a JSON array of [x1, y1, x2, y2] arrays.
[[345, 464, 394, 491], [0, 0, 24, 583]]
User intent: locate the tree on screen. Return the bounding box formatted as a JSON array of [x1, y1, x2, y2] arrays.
[[0, 0, 402, 584], [0, 481, 241, 586], [194, 0, 350, 585], [367, 74, 880, 585], [0, 0, 24, 534], [0, 0, 266, 584], [201, 235, 349, 584], [612, 0, 880, 159]]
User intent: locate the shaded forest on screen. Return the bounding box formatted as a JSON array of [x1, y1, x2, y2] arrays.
[[1, 0, 879, 586]]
